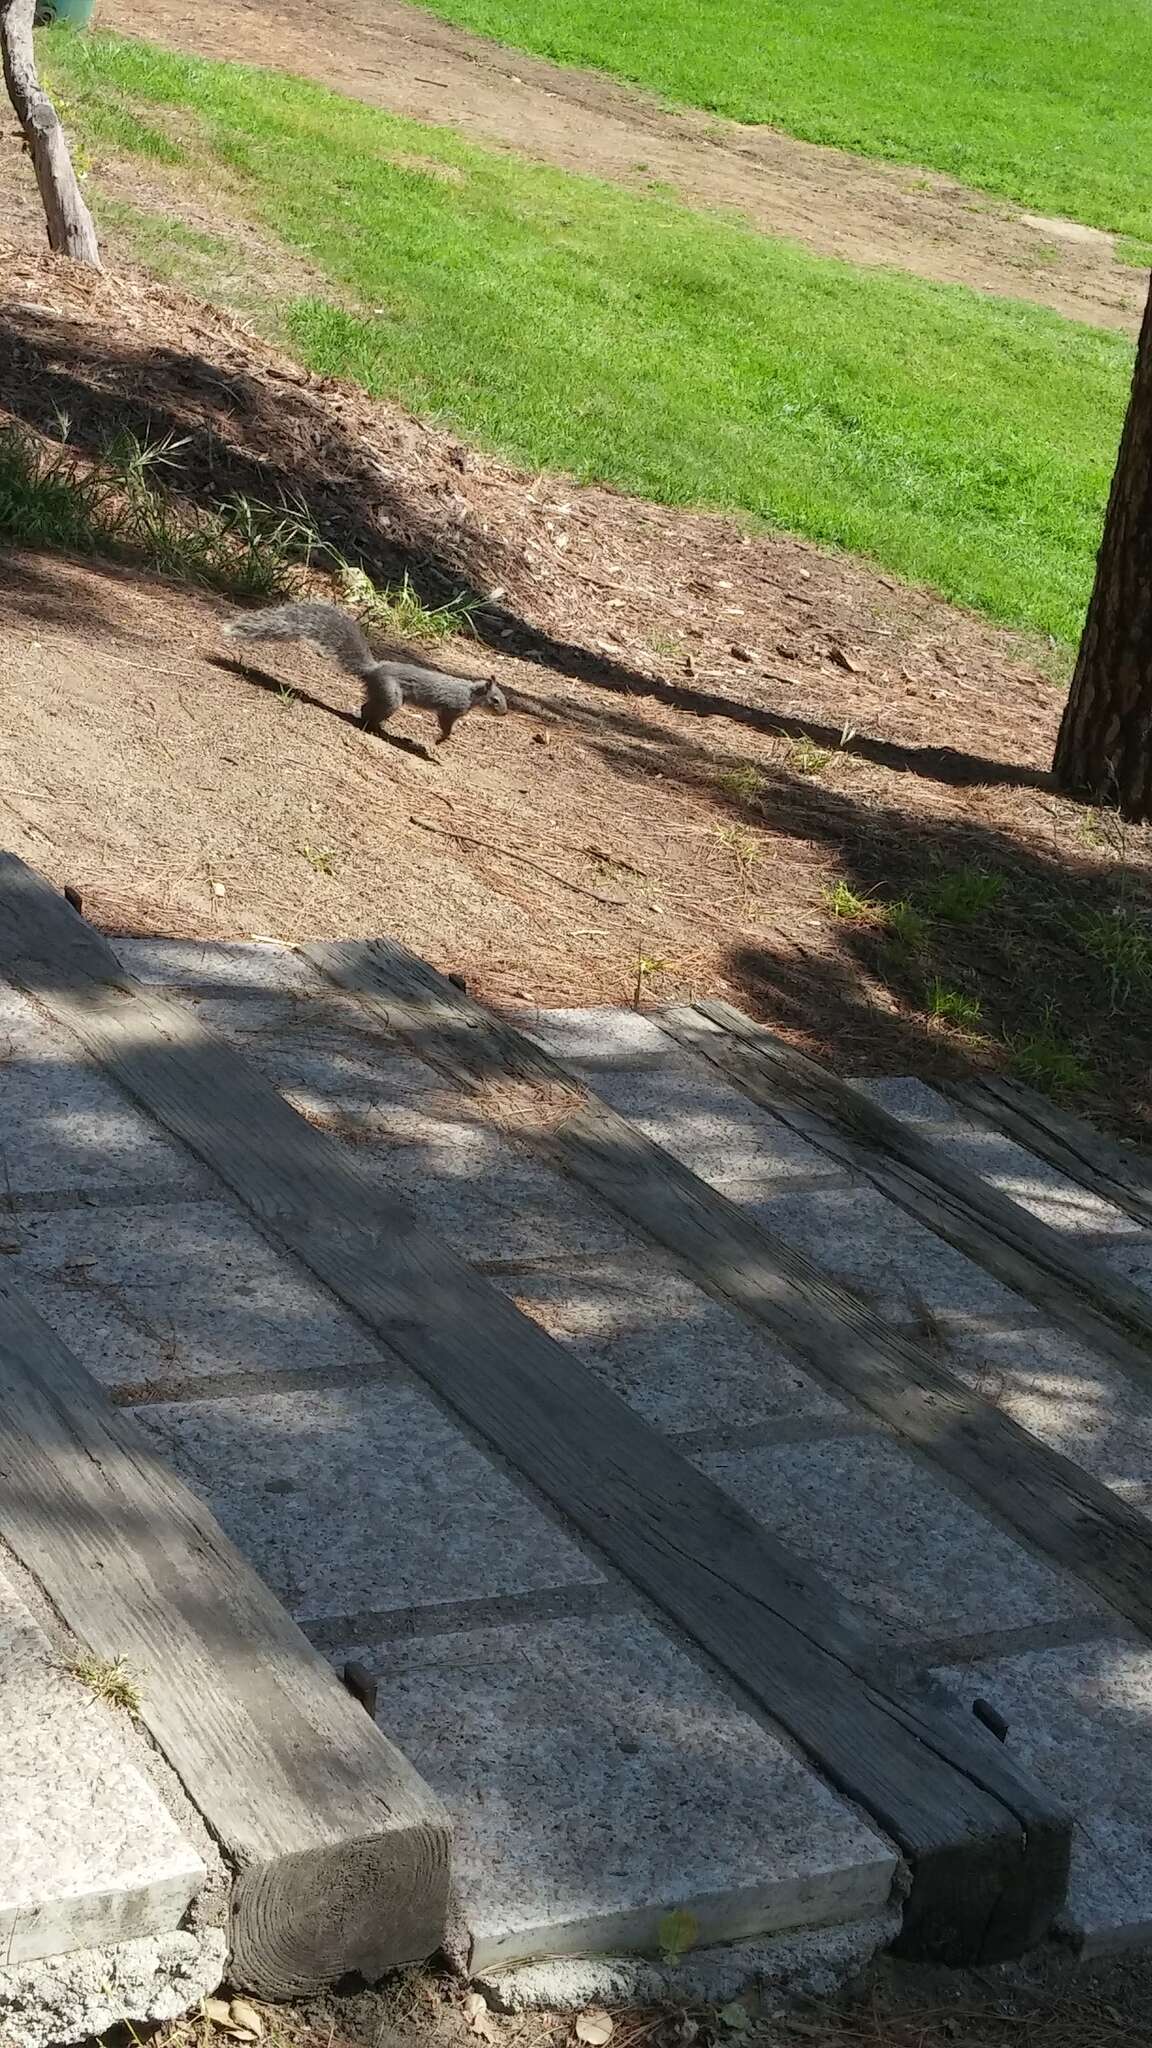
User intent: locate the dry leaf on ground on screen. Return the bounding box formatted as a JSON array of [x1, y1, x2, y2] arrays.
[[575, 2012, 615, 2045], [464, 1992, 498, 2041]]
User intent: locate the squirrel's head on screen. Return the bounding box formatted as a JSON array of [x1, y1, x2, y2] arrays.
[[480, 680, 508, 716]]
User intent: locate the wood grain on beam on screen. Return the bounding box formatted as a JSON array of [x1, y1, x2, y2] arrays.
[[0, 1277, 450, 1998]]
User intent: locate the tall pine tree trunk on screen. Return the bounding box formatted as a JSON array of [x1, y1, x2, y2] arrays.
[[0, 0, 100, 266], [1053, 280, 1152, 818]]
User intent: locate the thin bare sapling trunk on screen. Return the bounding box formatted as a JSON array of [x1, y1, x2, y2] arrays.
[[0, 0, 100, 265]]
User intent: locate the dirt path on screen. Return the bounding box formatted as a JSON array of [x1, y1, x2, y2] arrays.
[[105, 0, 1145, 334], [2, 244, 1150, 1136]]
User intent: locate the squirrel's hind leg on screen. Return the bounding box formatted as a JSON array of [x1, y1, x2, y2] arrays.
[[360, 668, 403, 735]]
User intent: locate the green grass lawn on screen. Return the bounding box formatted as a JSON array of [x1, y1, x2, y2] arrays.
[[407, 0, 1152, 243], [43, 30, 1134, 643]]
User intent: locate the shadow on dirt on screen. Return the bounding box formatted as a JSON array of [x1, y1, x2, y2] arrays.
[[0, 303, 1053, 797]]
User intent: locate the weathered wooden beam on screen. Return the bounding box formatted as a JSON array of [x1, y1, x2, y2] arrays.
[[298, 937, 1152, 1653], [0, 1276, 451, 1999], [0, 856, 1072, 1966], [941, 1075, 1152, 1232], [662, 999, 1152, 1385]]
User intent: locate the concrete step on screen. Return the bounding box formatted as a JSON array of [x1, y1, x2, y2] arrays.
[[129, 1374, 897, 1971], [935, 1635, 1152, 1952], [77, 947, 1147, 1963], [0, 975, 207, 1203], [525, 1009, 1125, 1323], [0, 1551, 205, 1967], [849, 1076, 1147, 1244], [846, 1076, 1152, 1515], [76, 945, 907, 1971], [520, 1009, 1152, 1952]]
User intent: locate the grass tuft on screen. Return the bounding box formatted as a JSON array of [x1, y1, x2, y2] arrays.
[[824, 881, 881, 923], [336, 562, 477, 643], [885, 901, 928, 950], [1077, 905, 1152, 1002], [1008, 1020, 1094, 1095], [1115, 237, 1152, 271], [784, 737, 833, 777], [69, 1653, 141, 1713], [0, 423, 316, 597], [713, 821, 762, 884], [927, 979, 983, 1030], [717, 764, 771, 802], [824, 882, 925, 947], [920, 865, 1005, 924], [297, 842, 338, 874]]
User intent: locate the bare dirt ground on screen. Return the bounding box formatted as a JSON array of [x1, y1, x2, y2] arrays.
[[1, 246, 1149, 1133], [130, 1945, 1152, 2048], [102, 0, 1147, 334]]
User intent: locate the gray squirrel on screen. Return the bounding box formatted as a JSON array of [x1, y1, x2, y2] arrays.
[[223, 601, 508, 745]]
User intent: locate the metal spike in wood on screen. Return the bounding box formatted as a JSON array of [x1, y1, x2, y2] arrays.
[[342, 1660, 379, 1720]]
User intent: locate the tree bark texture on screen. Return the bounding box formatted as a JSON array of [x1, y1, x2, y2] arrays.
[[1053, 279, 1152, 819], [0, 0, 100, 266]]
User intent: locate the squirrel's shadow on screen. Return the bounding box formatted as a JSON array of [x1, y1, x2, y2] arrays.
[[211, 655, 438, 763]]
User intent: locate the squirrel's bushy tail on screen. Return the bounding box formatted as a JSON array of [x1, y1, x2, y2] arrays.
[[223, 601, 376, 678]]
